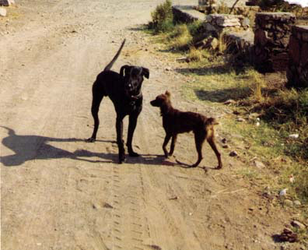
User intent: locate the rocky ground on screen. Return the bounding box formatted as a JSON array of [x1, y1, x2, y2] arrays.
[[0, 0, 306, 249]]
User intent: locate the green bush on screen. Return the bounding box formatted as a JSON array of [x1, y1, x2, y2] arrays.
[[149, 0, 174, 33]]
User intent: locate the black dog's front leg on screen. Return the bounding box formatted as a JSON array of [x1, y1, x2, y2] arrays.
[[116, 116, 126, 163], [127, 113, 140, 157]]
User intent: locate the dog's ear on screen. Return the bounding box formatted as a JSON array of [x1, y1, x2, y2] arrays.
[[142, 67, 150, 79], [120, 65, 131, 78], [165, 91, 171, 97]]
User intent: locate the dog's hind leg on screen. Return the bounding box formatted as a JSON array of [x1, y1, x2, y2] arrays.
[[87, 91, 104, 142], [191, 131, 206, 168], [207, 135, 222, 169], [127, 113, 140, 157]]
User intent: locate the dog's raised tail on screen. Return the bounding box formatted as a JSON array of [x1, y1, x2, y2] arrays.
[[104, 39, 126, 72]]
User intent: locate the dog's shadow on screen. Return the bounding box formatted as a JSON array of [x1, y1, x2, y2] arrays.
[[0, 126, 219, 169], [173, 159, 220, 172], [0, 126, 170, 167], [0, 126, 118, 167]]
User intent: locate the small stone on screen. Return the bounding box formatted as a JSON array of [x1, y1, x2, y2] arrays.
[[279, 188, 288, 196], [0, 7, 6, 17], [224, 99, 236, 105], [289, 134, 299, 139], [222, 144, 229, 149], [169, 196, 178, 200], [207, 37, 219, 50], [237, 117, 245, 122], [294, 200, 301, 207], [229, 151, 238, 157], [221, 138, 227, 144], [284, 199, 293, 207], [241, 17, 250, 28], [254, 160, 265, 169], [283, 227, 293, 234], [291, 220, 306, 230], [279, 227, 298, 243], [103, 202, 113, 209]]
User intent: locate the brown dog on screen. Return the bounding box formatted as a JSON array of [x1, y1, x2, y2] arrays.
[[150, 91, 222, 169]]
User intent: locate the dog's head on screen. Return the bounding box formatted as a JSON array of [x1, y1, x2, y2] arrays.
[[120, 65, 149, 98], [150, 91, 171, 107]]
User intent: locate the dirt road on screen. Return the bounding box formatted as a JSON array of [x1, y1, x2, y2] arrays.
[[0, 0, 295, 249]]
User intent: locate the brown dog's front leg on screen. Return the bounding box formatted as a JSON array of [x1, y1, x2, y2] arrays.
[[116, 117, 125, 164], [169, 135, 177, 156], [163, 134, 171, 158]]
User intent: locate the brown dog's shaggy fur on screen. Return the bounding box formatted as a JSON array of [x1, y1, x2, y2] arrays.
[[150, 91, 222, 169]]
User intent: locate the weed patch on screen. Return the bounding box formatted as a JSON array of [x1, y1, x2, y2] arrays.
[[148, 0, 174, 34]]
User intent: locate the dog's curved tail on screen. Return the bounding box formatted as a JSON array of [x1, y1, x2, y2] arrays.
[[104, 39, 126, 72]]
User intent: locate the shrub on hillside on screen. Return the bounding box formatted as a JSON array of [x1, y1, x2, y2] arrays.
[[149, 0, 174, 33]]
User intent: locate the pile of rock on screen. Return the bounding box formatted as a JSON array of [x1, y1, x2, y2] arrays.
[[287, 25, 308, 88], [205, 14, 250, 33], [253, 12, 295, 72]]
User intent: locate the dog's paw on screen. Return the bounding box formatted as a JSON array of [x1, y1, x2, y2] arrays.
[[85, 137, 95, 143], [164, 153, 170, 158], [129, 151, 140, 157], [118, 155, 126, 164], [216, 165, 223, 169]]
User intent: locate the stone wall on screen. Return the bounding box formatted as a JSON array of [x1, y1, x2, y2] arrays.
[[287, 25, 308, 88], [253, 12, 295, 73], [172, 5, 204, 24], [205, 14, 250, 32]]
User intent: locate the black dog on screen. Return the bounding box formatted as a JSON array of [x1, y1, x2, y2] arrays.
[[87, 39, 150, 163], [150, 91, 222, 169]]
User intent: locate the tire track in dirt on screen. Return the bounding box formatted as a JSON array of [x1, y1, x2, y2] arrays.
[[109, 164, 149, 250]]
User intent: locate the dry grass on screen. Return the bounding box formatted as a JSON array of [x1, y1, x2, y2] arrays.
[[168, 24, 193, 50], [187, 47, 203, 62]]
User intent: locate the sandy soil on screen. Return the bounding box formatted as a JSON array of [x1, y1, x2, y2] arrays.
[[0, 0, 301, 249]]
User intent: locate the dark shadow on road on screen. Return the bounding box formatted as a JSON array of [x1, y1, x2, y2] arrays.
[[1, 127, 217, 169], [0, 126, 116, 167]]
